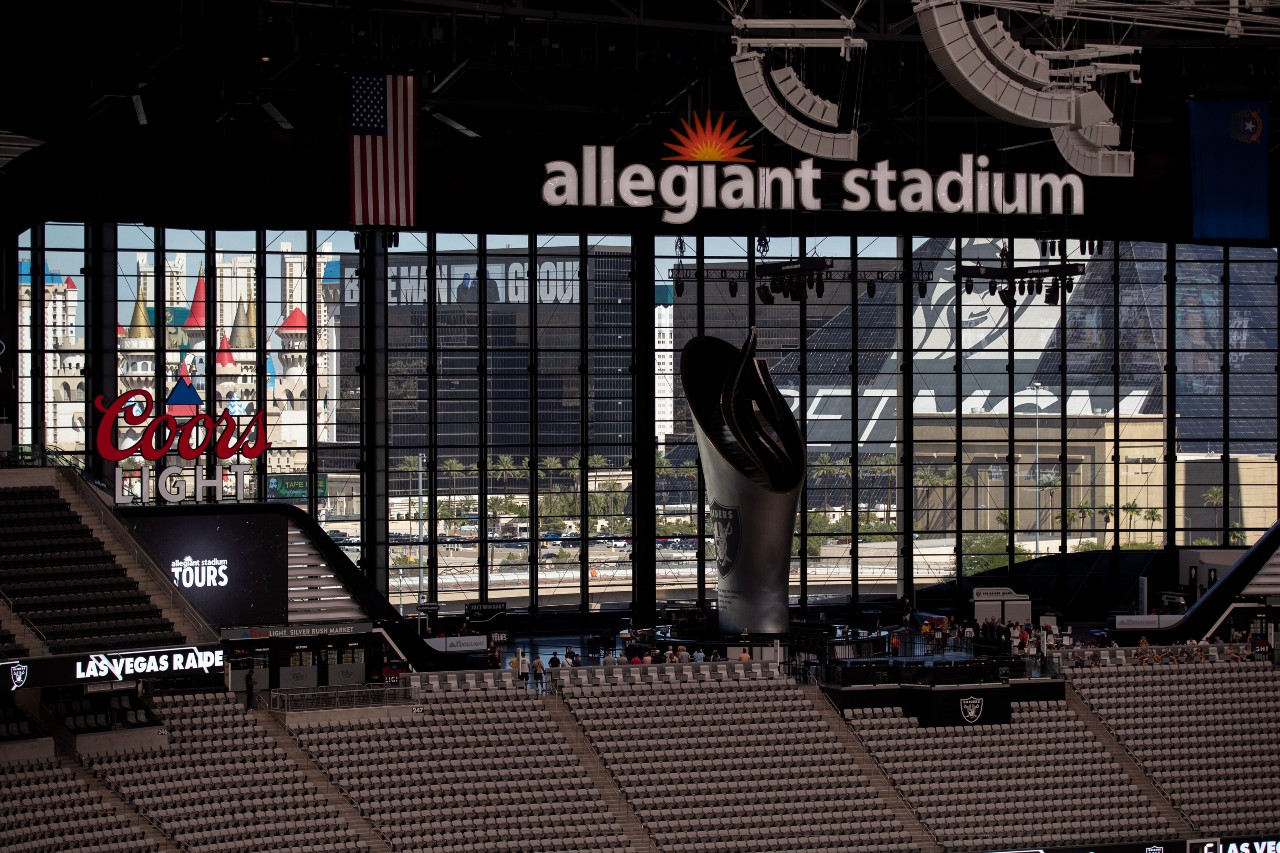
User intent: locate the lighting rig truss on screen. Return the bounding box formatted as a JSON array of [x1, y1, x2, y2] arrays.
[[957, 256, 1084, 306], [755, 256, 835, 304]]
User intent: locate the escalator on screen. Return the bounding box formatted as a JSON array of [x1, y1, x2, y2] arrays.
[[1111, 519, 1280, 644]]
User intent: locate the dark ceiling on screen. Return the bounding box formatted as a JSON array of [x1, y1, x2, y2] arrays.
[[2, 0, 1278, 235]]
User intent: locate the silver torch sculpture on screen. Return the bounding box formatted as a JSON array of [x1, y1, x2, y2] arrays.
[[681, 328, 805, 635]]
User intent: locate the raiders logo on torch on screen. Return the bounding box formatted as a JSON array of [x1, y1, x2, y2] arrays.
[[709, 501, 741, 578]]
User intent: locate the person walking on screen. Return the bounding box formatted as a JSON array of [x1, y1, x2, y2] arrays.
[[243, 668, 257, 711], [510, 650, 530, 687], [531, 654, 546, 695]]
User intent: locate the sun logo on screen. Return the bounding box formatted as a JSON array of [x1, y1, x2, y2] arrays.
[[663, 112, 753, 163]]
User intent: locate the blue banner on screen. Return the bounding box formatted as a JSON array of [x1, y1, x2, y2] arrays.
[[1190, 101, 1269, 239]]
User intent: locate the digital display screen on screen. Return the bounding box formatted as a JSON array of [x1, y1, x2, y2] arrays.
[[128, 512, 289, 626]]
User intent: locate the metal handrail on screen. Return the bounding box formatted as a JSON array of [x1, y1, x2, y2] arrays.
[[268, 683, 415, 713], [51, 463, 221, 645], [0, 586, 47, 644]]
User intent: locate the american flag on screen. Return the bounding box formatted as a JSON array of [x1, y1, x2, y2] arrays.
[[349, 73, 418, 227]]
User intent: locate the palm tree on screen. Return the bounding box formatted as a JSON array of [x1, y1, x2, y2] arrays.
[[812, 452, 835, 512], [1202, 486, 1224, 545], [493, 454, 518, 497], [1099, 503, 1115, 547], [540, 456, 562, 489], [1122, 499, 1142, 544], [586, 453, 611, 531], [1075, 494, 1095, 527], [995, 510, 1018, 532], [1038, 472, 1061, 543], [913, 466, 946, 534], [1143, 507, 1162, 542], [862, 452, 898, 524], [1229, 521, 1246, 546], [441, 457, 466, 530]]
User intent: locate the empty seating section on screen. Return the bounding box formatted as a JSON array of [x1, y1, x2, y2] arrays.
[[850, 701, 1172, 851], [561, 668, 913, 853], [0, 757, 159, 853], [292, 688, 637, 853], [87, 690, 367, 853], [1068, 660, 1280, 834], [0, 703, 39, 741], [56, 693, 158, 734], [0, 485, 182, 654], [0, 622, 27, 657]]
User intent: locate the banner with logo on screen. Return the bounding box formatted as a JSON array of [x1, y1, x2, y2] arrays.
[[983, 842, 1181, 853], [907, 683, 1012, 726], [1191, 839, 1280, 853], [123, 510, 289, 626], [2, 644, 225, 691]]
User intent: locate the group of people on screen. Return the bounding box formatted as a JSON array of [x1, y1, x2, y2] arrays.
[[505, 643, 746, 692], [508, 646, 585, 694], [612, 645, 713, 665], [1065, 635, 1258, 667], [1132, 636, 1252, 666]]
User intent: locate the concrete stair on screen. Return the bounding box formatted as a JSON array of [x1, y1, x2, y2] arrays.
[[1064, 682, 1195, 836], [0, 595, 49, 657], [801, 683, 943, 853], [251, 708, 395, 853], [53, 469, 216, 645], [65, 754, 180, 853], [542, 692, 656, 853]]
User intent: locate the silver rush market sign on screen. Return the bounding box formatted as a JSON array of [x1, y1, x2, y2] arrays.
[[542, 148, 1084, 225]]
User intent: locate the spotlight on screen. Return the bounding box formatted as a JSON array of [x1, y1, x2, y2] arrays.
[[1018, 280, 1026, 296], [674, 277, 684, 298], [815, 278, 824, 299], [1038, 239, 1049, 256], [866, 280, 876, 299], [756, 228, 770, 258], [1045, 280, 1060, 305], [1064, 277, 1074, 294], [964, 278, 973, 294], [1059, 239, 1068, 258], [917, 280, 927, 299], [756, 283, 774, 305], [999, 286, 1015, 307], [987, 280, 997, 296], [728, 281, 738, 298], [1035, 280, 1043, 295]]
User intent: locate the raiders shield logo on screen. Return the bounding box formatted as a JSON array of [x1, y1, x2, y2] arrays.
[[960, 695, 983, 724], [709, 501, 741, 578], [10, 663, 29, 691]]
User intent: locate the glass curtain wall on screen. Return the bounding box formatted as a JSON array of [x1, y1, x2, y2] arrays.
[[17, 224, 88, 457], [12, 224, 1280, 617]]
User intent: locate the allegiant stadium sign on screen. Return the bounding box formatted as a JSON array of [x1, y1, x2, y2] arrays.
[[542, 147, 1084, 224]]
